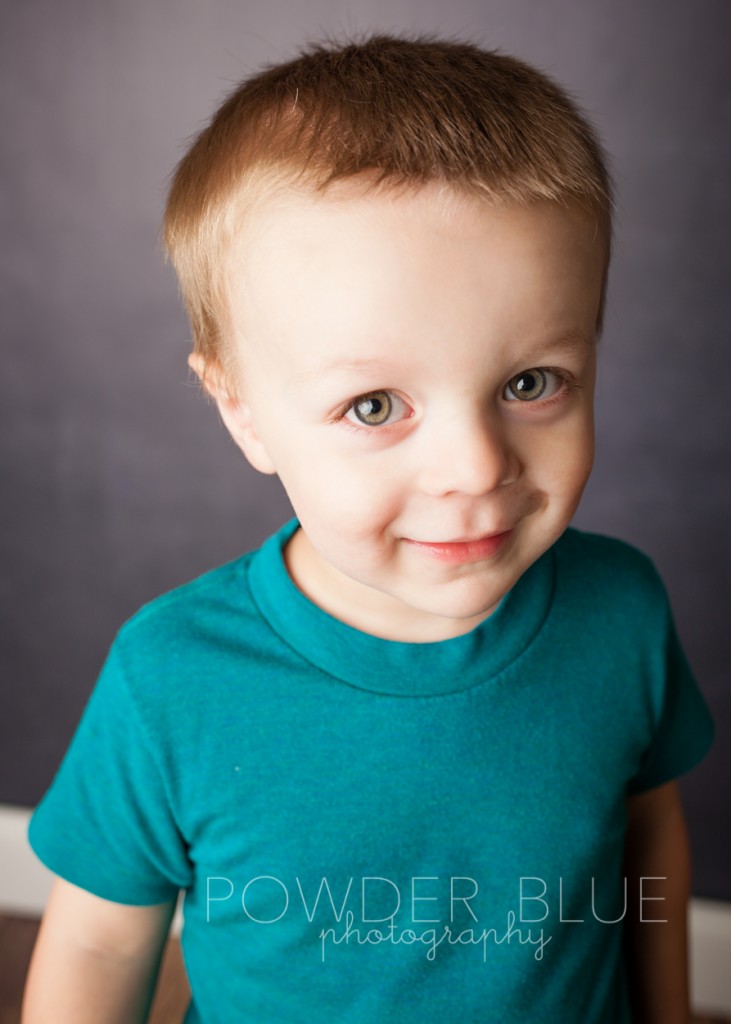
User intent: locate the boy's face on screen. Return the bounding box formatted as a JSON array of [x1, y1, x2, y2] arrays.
[[213, 182, 605, 642]]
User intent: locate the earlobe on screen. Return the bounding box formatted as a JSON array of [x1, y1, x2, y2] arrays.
[[187, 353, 277, 476], [219, 397, 278, 476]]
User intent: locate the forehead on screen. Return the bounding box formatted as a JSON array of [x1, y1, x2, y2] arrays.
[[224, 179, 606, 373], [233, 176, 604, 263], [233, 171, 606, 246]]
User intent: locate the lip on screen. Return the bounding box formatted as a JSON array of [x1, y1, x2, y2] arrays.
[[404, 530, 513, 564]]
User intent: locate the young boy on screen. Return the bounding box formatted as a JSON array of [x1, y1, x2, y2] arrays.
[[23, 35, 713, 1024]]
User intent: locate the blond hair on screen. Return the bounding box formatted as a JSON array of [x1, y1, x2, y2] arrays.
[[164, 34, 612, 384]]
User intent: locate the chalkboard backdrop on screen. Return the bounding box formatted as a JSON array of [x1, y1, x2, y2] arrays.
[[2, 0, 729, 899]]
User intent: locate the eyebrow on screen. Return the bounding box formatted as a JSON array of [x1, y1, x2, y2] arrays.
[[518, 330, 594, 363], [295, 331, 594, 383], [293, 357, 394, 384]]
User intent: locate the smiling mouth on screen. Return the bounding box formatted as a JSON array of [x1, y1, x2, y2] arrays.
[[404, 530, 513, 564]]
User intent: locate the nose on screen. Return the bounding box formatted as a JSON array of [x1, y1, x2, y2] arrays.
[[417, 409, 520, 498]]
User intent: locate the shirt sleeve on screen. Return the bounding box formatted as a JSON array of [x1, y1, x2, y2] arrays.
[[626, 591, 714, 795], [28, 636, 194, 904]]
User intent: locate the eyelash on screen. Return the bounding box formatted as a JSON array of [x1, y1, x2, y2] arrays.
[[337, 367, 580, 433]]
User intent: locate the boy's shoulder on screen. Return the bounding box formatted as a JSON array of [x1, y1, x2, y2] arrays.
[[555, 525, 672, 617], [114, 520, 299, 649], [558, 524, 657, 567], [138, 549, 251, 611], [113, 545, 261, 661]]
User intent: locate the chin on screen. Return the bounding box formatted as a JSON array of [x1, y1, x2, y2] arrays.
[[402, 582, 507, 625]]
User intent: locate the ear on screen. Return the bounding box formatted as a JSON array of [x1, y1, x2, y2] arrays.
[[188, 353, 277, 476]]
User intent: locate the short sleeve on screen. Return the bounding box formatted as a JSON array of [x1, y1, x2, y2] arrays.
[[627, 596, 714, 795], [28, 637, 194, 904]]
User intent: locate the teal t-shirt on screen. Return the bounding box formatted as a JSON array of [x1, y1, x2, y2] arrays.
[[29, 521, 713, 1023]]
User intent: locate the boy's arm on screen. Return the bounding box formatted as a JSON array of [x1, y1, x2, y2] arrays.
[[22, 877, 177, 1024], [623, 780, 691, 1024]]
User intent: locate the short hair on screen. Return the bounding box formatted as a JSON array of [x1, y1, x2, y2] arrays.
[[164, 34, 612, 385]]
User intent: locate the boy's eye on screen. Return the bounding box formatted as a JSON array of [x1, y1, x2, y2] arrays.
[[503, 368, 562, 402], [344, 390, 409, 427]]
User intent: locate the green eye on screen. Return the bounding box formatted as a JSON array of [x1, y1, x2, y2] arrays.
[[504, 369, 548, 402], [350, 391, 393, 425], [342, 390, 411, 429]]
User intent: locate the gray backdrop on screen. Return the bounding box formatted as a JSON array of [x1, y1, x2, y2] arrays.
[[2, 0, 729, 900]]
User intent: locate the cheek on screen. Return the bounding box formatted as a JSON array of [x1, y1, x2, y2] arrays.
[[282, 447, 407, 534], [552, 418, 595, 497], [519, 410, 594, 494]]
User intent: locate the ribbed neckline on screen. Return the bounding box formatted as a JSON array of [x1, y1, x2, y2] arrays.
[[246, 519, 555, 697]]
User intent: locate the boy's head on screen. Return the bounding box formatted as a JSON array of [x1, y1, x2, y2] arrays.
[[164, 34, 612, 391], [164, 36, 610, 642]]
